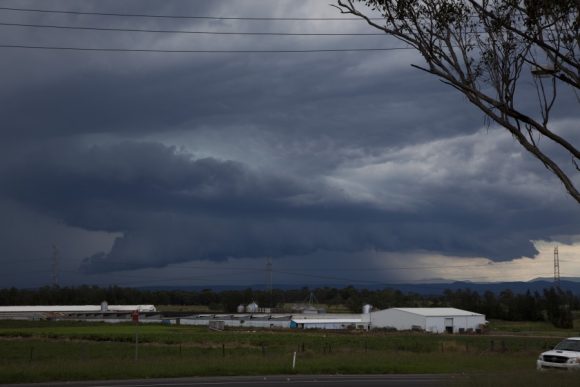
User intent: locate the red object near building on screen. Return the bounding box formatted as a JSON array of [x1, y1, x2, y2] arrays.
[[131, 310, 139, 323]]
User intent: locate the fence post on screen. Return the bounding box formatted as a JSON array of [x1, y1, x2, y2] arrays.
[[292, 351, 297, 370], [134, 331, 139, 362], [29, 346, 34, 363]]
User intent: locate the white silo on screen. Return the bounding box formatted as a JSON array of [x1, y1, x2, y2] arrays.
[[246, 301, 259, 313], [237, 304, 245, 313], [362, 304, 373, 314]]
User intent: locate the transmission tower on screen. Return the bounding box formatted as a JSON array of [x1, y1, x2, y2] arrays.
[[554, 246, 560, 287], [305, 291, 319, 306], [51, 244, 60, 287]]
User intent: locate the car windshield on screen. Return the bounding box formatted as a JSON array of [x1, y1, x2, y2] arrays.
[[554, 339, 580, 351]]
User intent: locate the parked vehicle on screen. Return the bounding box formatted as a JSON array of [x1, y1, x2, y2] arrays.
[[537, 337, 580, 370]]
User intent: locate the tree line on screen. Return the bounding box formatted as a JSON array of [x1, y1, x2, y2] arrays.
[[0, 285, 577, 328]]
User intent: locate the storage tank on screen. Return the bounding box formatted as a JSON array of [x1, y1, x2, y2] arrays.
[[237, 304, 245, 313], [362, 304, 373, 314], [246, 302, 259, 313], [100, 301, 108, 312]]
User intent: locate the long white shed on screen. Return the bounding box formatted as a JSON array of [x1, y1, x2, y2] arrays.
[[290, 318, 364, 330], [0, 305, 157, 313], [369, 307, 486, 333], [179, 314, 292, 329]]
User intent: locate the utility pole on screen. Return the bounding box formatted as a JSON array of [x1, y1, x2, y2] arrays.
[[554, 246, 560, 287], [51, 244, 60, 287], [265, 257, 273, 308]]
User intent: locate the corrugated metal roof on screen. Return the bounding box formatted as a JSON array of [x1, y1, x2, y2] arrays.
[[292, 313, 363, 320], [0, 305, 156, 313], [292, 318, 362, 324], [390, 308, 483, 317]]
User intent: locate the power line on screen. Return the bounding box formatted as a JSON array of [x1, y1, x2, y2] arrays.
[[0, 22, 385, 36], [2, 257, 54, 266], [83, 257, 544, 273], [0, 266, 557, 289], [332, 263, 496, 272], [0, 44, 413, 54], [106, 272, 251, 286], [3, 256, 557, 272], [267, 268, 526, 286], [0, 6, 384, 21]]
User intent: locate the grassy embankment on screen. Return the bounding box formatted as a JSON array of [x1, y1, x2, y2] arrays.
[[0, 320, 579, 384]]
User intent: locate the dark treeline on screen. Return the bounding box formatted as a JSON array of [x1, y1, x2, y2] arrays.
[[0, 285, 577, 328]]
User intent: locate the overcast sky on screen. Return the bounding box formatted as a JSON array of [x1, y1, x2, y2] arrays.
[[1, 0, 579, 289]]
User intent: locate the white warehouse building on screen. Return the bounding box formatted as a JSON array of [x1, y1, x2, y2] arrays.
[[369, 307, 486, 333]]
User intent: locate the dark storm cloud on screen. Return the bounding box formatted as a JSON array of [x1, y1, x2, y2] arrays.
[[0, 0, 485, 151], [0, 0, 578, 283], [2, 139, 578, 275], [0, 50, 478, 147], [2, 142, 305, 225]]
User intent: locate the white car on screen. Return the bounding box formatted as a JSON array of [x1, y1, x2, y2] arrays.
[[537, 337, 580, 370]]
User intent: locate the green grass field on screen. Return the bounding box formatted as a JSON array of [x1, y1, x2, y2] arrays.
[[0, 320, 577, 384], [488, 319, 580, 336]]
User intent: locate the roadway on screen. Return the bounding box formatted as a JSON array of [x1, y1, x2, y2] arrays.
[[0, 374, 456, 387]]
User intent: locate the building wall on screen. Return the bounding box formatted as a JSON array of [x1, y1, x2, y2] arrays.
[[293, 313, 364, 321], [370, 309, 486, 332], [424, 317, 445, 333], [421, 315, 487, 333], [301, 322, 353, 330], [369, 309, 426, 330], [180, 318, 290, 329]]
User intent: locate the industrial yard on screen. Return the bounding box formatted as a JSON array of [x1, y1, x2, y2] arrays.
[[0, 303, 486, 333], [0, 299, 579, 386], [1, 290, 578, 385]]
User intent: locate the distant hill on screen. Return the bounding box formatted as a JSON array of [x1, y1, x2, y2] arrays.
[[139, 280, 580, 295], [387, 280, 580, 295], [530, 277, 580, 283]]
